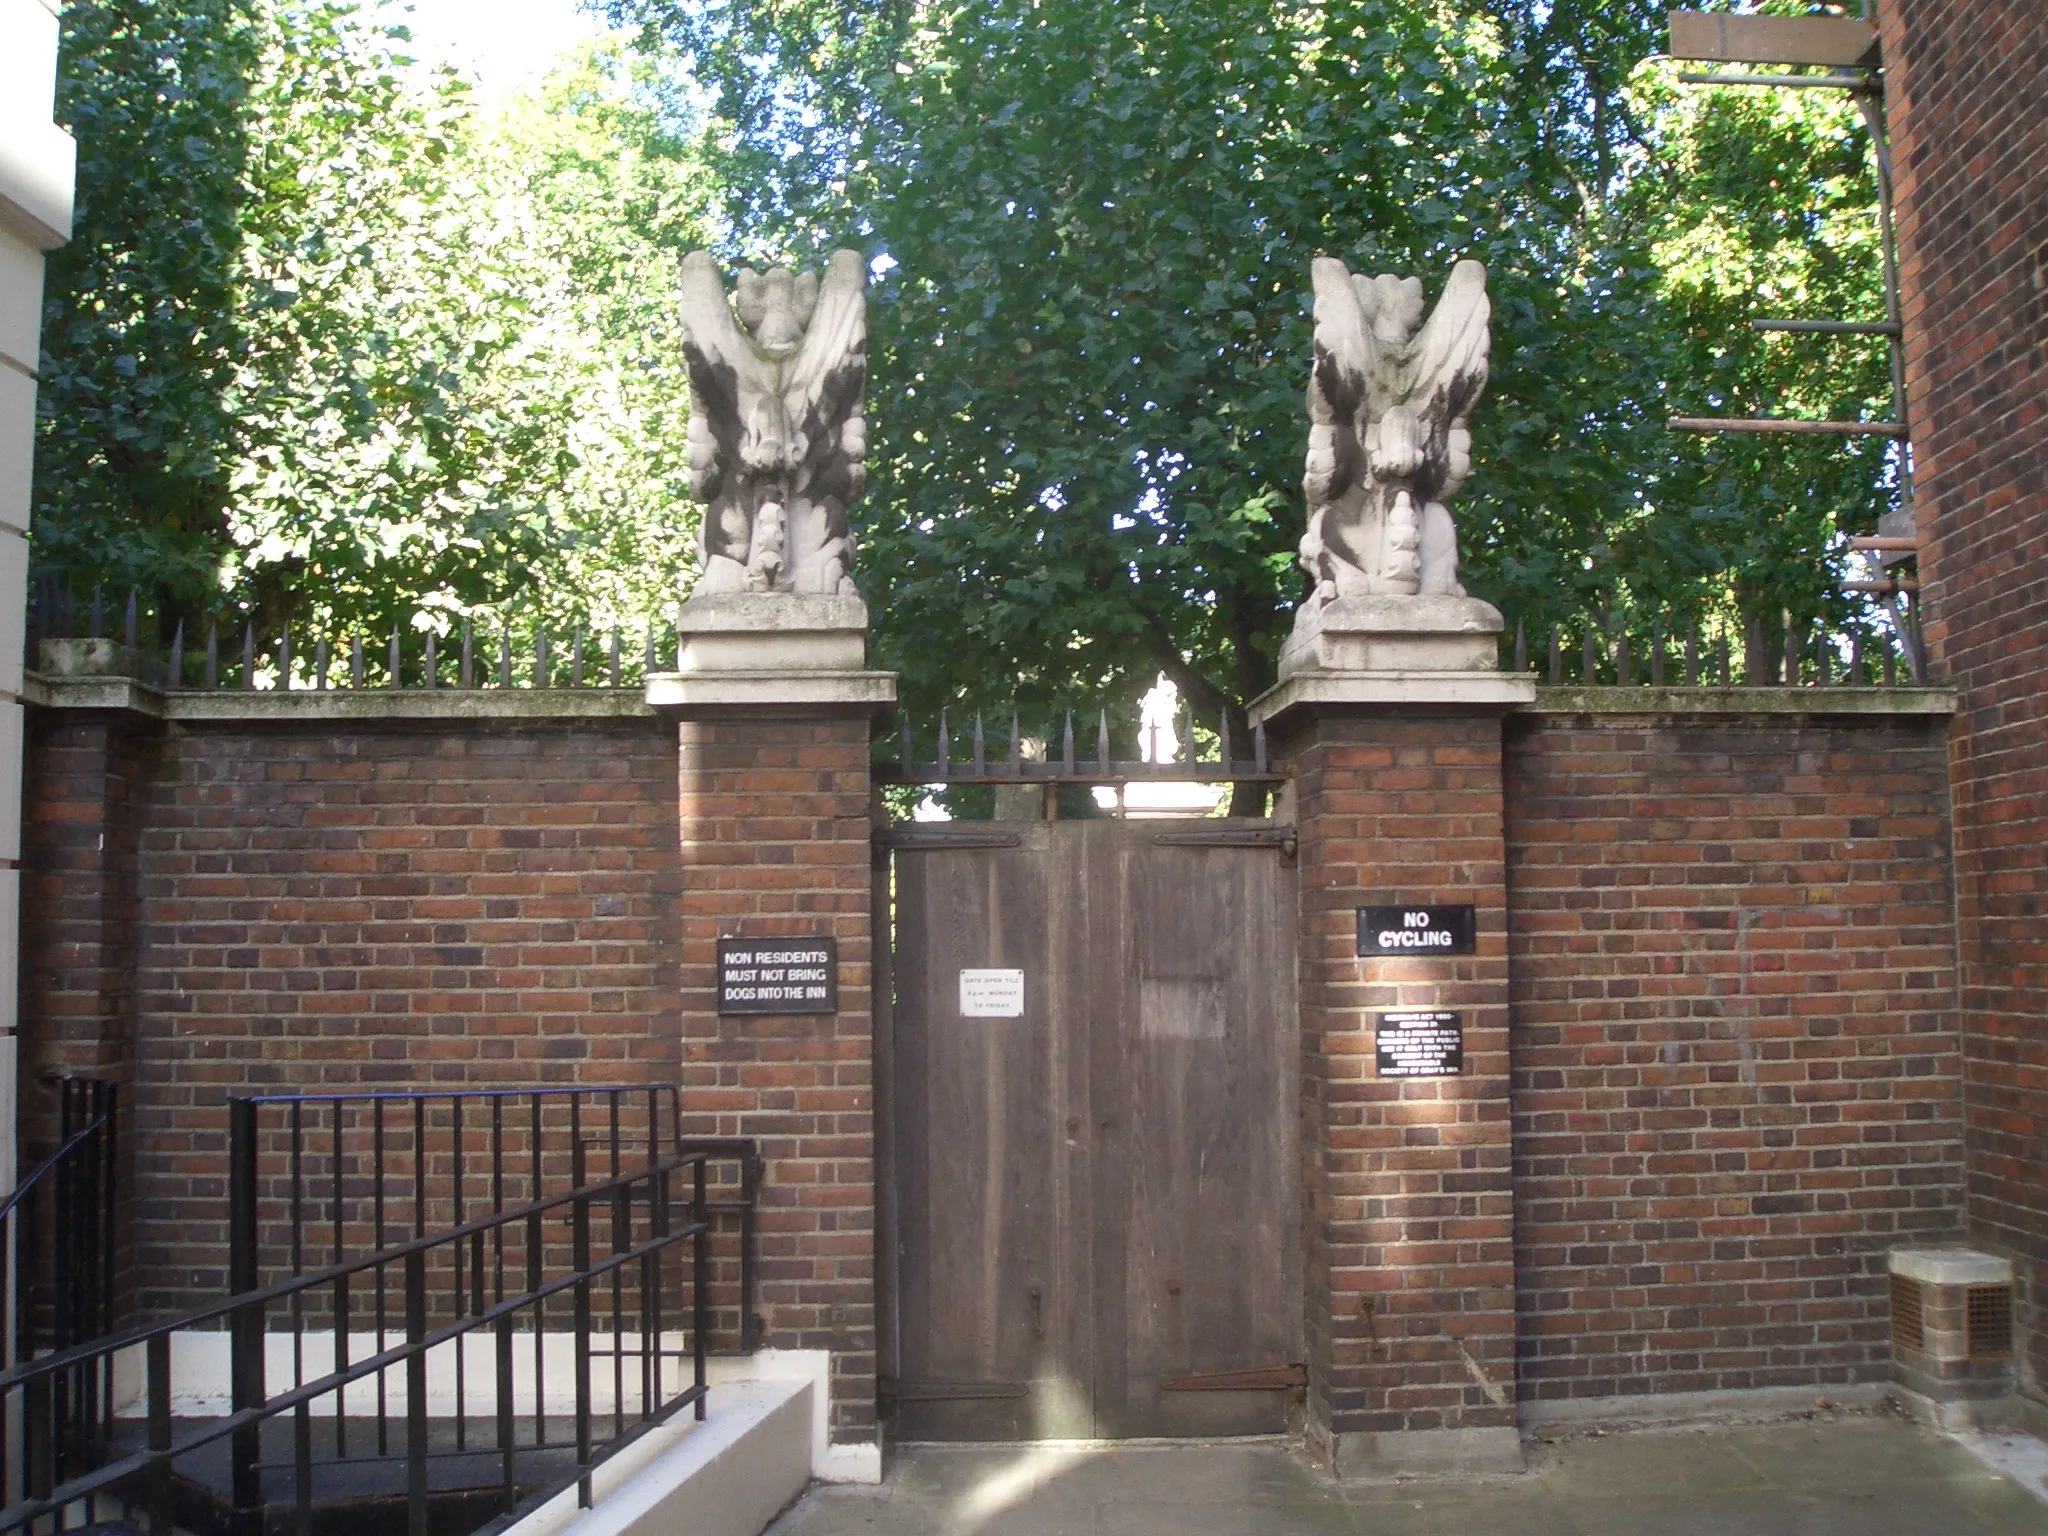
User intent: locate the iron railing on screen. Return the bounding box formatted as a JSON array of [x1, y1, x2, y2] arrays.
[[231, 1088, 760, 1357], [28, 580, 682, 693], [1507, 609, 1926, 686], [4, 1079, 119, 1369], [1, 1079, 120, 1503], [0, 1086, 749, 1536]]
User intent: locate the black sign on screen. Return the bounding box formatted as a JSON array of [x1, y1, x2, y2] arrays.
[[717, 937, 838, 1015], [1375, 1010, 1463, 1077], [1357, 904, 1477, 956]]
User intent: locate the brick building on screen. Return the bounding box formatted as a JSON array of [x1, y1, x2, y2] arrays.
[[1879, 0, 2048, 1401]]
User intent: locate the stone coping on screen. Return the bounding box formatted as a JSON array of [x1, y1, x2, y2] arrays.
[[1521, 685, 1957, 717], [1888, 1246, 2014, 1286], [22, 669, 901, 721], [20, 672, 659, 720], [644, 670, 897, 714]]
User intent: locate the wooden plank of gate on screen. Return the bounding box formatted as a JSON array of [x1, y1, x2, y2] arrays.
[[888, 824, 1089, 1441], [1666, 10, 1880, 67], [1093, 822, 1302, 1440]]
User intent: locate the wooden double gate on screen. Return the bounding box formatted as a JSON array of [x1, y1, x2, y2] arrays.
[[877, 819, 1302, 1440]]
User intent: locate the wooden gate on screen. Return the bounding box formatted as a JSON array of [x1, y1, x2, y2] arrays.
[[879, 819, 1301, 1440]]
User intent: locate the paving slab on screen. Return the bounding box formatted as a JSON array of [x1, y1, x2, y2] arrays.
[[764, 1412, 2048, 1536]]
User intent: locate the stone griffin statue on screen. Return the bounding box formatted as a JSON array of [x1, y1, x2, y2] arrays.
[[678, 250, 868, 597], [1294, 256, 1490, 614]]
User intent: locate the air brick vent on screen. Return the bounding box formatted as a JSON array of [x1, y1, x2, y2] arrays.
[[1967, 1284, 2013, 1359], [1890, 1272, 1926, 1352]]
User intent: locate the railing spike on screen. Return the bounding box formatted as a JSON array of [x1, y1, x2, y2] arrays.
[[1010, 711, 1021, 775], [1581, 627, 1599, 685], [316, 635, 330, 691], [279, 626, 292, 691], [352, 630, 366, 689], [1062, 711, 1075, 775], [610, 628, 621, 688], [645, 624, 656, 679], [424, 628, 437, 690], [937, 709, 951, 780], [1614, 624, 1631, 686], [572, 624, 584, 687], [1717, 630, 1732, 687], [206, 622, 219, 689], [1685, 627, 1700, 686], [972, 714, 985, 776], [536, 629, 550, 688], [1253, 718, 1268, 776], [125, 588, 138, 651], [1219, 708, 1232, 771], [1513, 619, 1526, 674], [1883, 636, 1897, 687], [1783, 609, 1798, 685], [499, 627, 512, 688], [1097, 710, 1110, 771], [461, 619, 474, 688], [243, 623, 256, 690], [170, 622, 185, 691], [389, 625, 402, 689], [1851, 629, 1865, 684], [1649, 627, 1665, 687]]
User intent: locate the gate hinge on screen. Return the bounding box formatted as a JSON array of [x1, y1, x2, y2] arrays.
[[1150, 827, 1297, 860], [879, 1377, 1030, 1402], [1160, 1363, 1307, 1392]]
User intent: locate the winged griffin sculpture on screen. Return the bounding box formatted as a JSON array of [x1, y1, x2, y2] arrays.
[[1293, 256, 1491, 618], [678, 250, 867, 598]]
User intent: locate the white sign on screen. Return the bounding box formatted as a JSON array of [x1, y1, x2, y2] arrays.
[[959, 968, 1025, 1018]]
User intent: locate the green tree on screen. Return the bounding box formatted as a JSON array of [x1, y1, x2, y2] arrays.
[[611, 0, 1901, 795], [38, 1, 715, 668]]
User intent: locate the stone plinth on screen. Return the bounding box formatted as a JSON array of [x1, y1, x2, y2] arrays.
[[1279, 595, 1504, 678], [674, 592, 869, 674]]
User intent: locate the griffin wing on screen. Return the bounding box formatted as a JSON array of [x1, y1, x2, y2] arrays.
[[1405, 258, 1490, 431], [786, 249, 868, 435], [678, 251, 753, 411], [1308, 255, 1375, 427]]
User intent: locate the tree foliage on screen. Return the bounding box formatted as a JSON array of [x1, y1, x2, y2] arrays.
[[610, 0, 1898, 752], [38, 1, 715, 652]]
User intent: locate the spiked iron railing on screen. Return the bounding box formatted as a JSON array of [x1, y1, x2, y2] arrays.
[[877, 707, 1278, 786]]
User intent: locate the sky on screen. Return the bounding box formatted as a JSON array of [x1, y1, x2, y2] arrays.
[[392, 0, 615, 91]]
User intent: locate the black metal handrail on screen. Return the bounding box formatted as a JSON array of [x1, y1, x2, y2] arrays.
[[0, 1146, 712, 1536], [228, 1087, 760, 1358]]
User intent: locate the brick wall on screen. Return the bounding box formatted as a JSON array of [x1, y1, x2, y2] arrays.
[[18, 707, 159, 1315], [1879, 0, 2048, 1391], [33, 715, 685, 1316], [1506, 710, 1965, 1405], [1280, 711, 1518, 1455], [673, 713, 877, 1446]]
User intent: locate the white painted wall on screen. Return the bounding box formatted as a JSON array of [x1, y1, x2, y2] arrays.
[[0, 0, 76, 1199]]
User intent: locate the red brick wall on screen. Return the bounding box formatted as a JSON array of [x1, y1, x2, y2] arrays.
[[125, 719, 683, 1314], [1880, 0, 2048, 1393], [1281, 712, 1518, 1452], [1506, 711, 1965, 1405], [674, 713, 877, 1446]]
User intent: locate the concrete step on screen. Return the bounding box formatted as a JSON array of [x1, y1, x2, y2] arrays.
[[504, 1379, 813, 1536]]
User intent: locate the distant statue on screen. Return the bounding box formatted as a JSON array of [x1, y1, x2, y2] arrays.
[[678, 250, 868, 597], [1294, 257, 1490, 615]]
